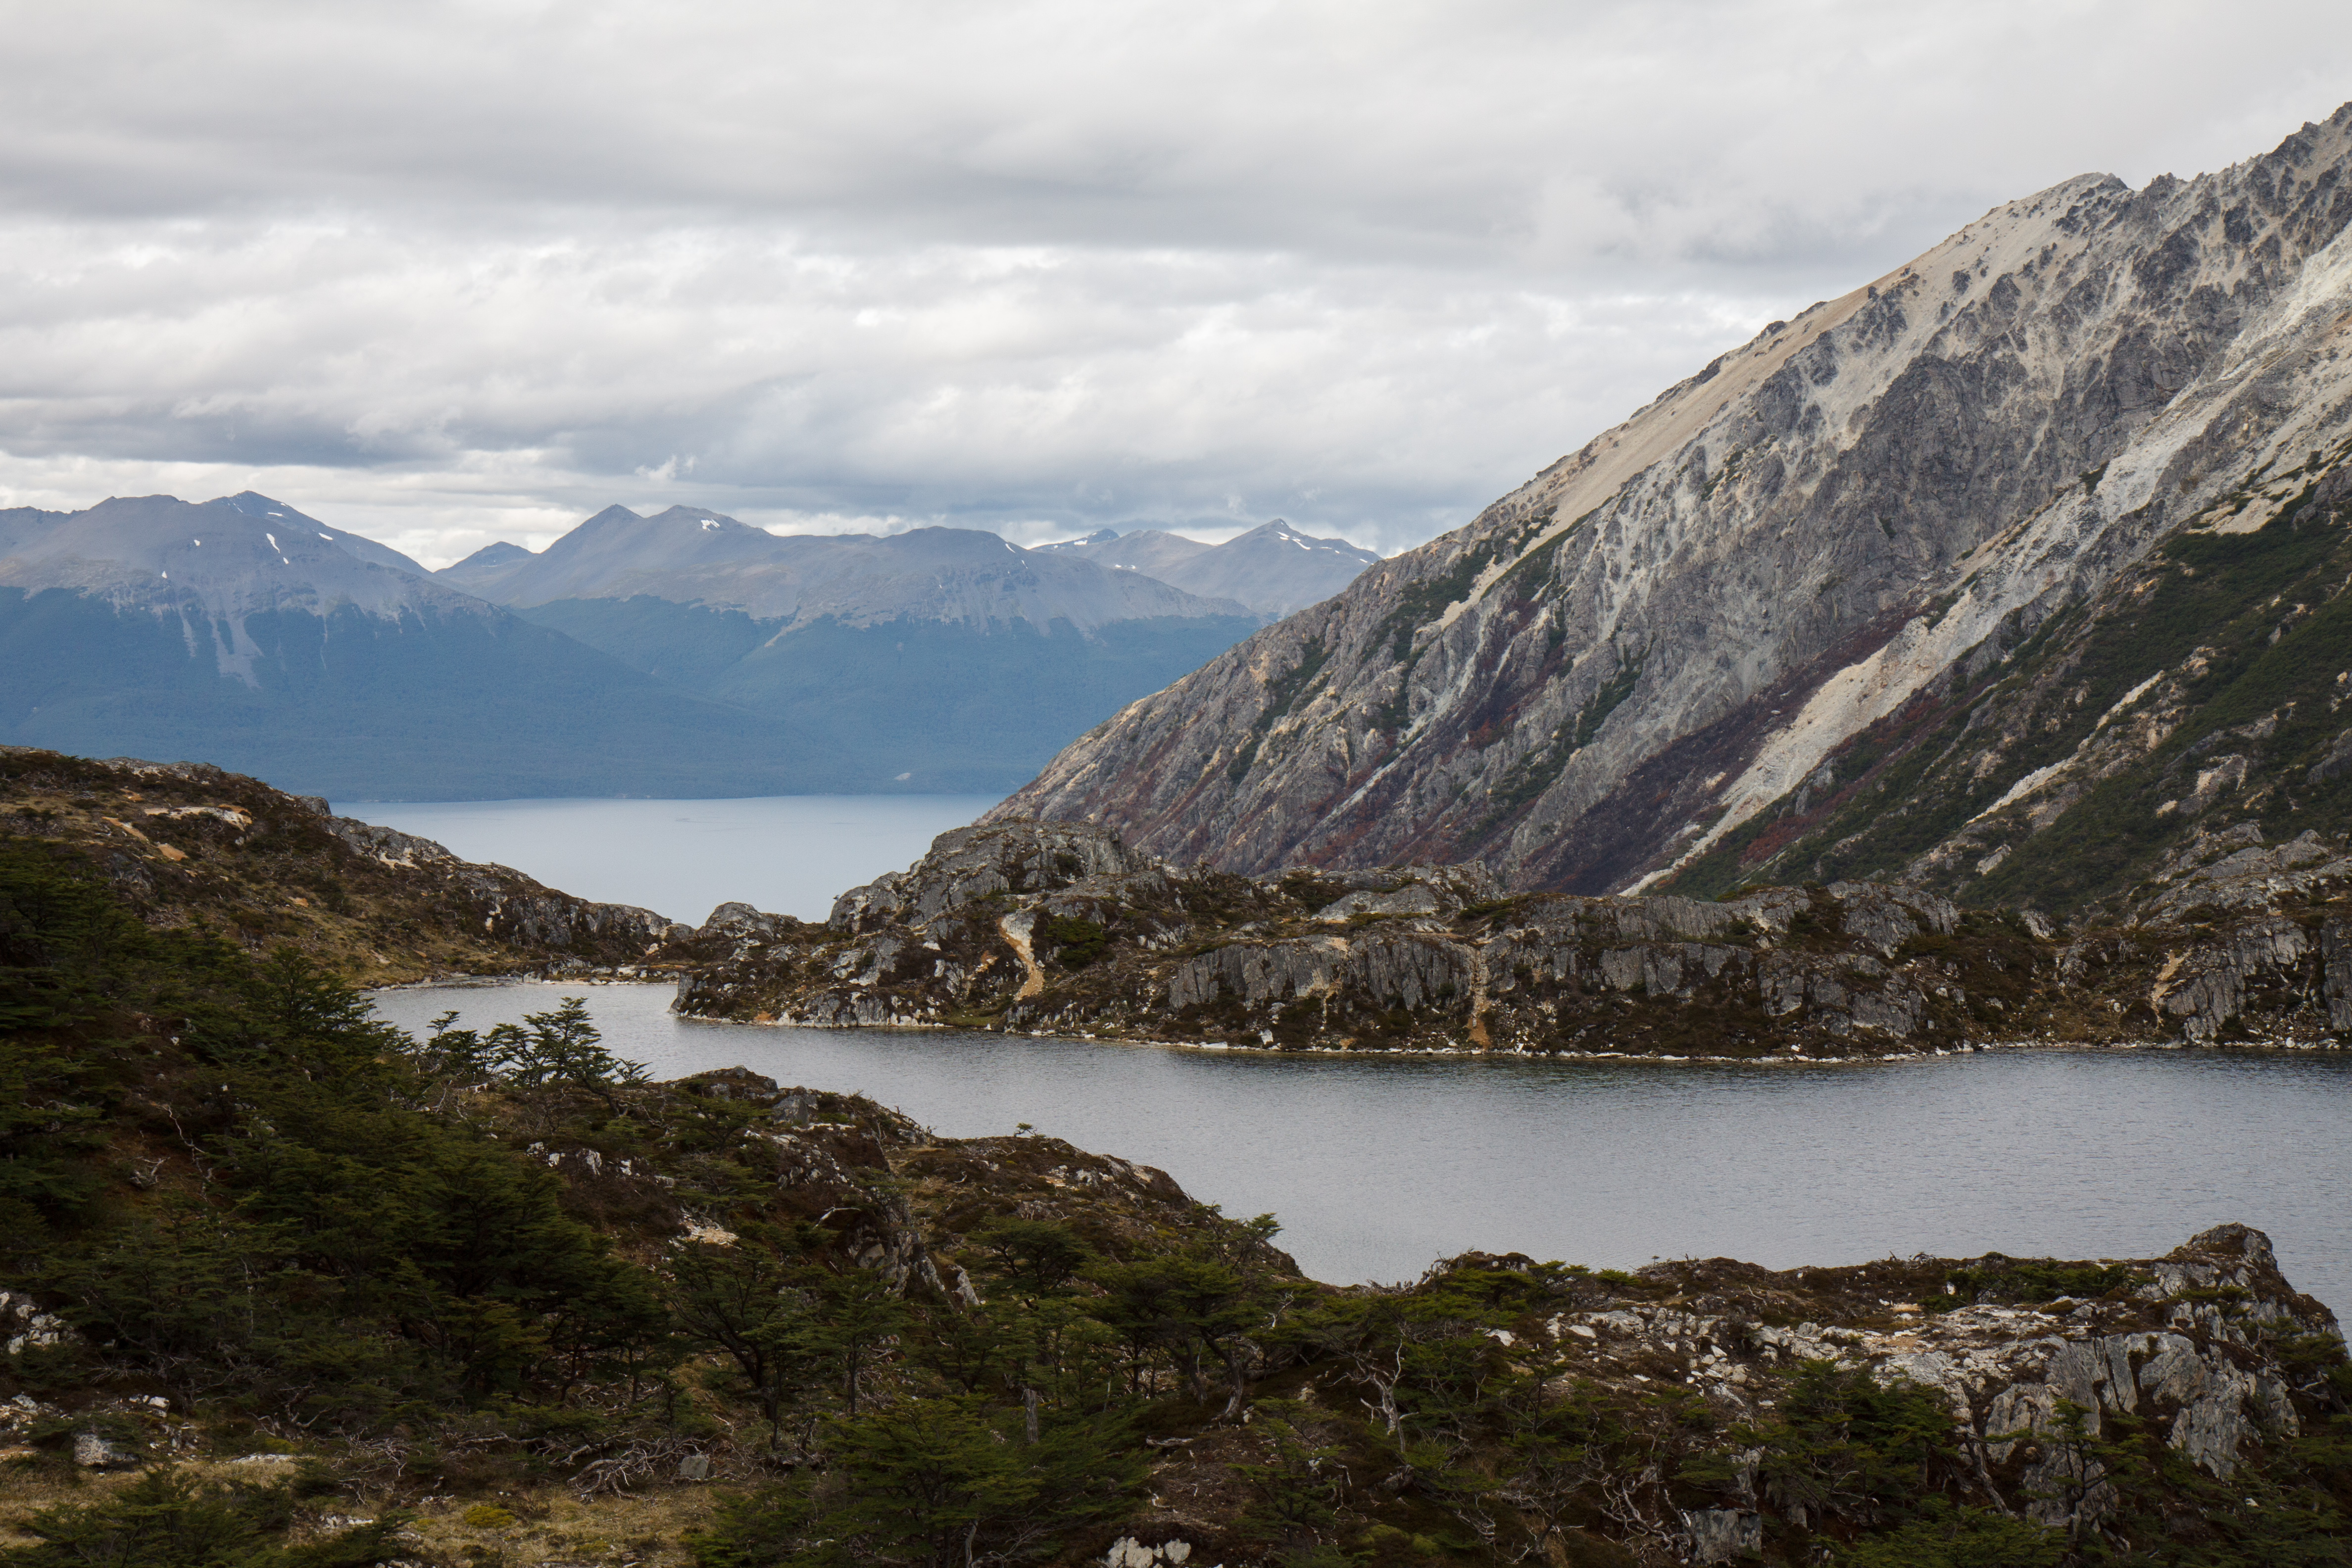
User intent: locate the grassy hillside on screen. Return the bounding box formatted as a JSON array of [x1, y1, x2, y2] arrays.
[[0, 749, 674, 981]]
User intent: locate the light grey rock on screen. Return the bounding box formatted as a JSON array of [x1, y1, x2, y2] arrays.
[[1681, 1507, 1763, 1564], [73, 1431, 139, 1469], [1099, 1538, 1197, 1568], [0, 1291, 77, 1356], [993, 108, 2352, 903]]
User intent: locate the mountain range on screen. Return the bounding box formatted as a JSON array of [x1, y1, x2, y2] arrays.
[[1031, 518, 1381, 616], [995, 103, 2352, 919], [430, 506, 1342, 793], [0, 494, 1370, 799]]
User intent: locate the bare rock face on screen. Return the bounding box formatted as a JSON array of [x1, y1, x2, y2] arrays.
[[992, 106, 2352, 900], [672, 822, 2088, 1055], [673, 819, 2352, 1049]]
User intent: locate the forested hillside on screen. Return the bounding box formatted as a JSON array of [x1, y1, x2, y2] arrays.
[[3, 812, 2349, 1566]]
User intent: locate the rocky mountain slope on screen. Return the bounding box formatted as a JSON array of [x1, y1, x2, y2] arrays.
[[437, 504, 1264, 792], [0, 493, 824, 799], [994, 105, 2352, 907], [666, 818, 2352, 1052], [1657, 454, 2352, 917], [0, 746, 677, 980], [1039, 518, 1383, 616]]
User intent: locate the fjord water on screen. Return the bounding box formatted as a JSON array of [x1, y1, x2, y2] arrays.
[[369, 981, 2352, 1319], [341, 795, 1000, 924]]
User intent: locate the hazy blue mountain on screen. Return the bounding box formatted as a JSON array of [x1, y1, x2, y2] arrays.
[[1036, 518, 1380, 615], [441, 504, 1254, 625], [436, 506, 1265, 792], [1034, 526, 1215, 580], [442, 539, 534, 576], [0, 493, 852, 799]]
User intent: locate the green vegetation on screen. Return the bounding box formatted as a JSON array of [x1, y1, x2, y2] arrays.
[[1666, 493, 2352, 911], [6, 830, 2348, 1565], [1926, 1258, 2140, 1310], [0, 832, 1273, 1564], [0, 1469, 404, 1568], [1039, 913, 1109, 969], [1568, 646, 1643, 752], [1373, 544, 1504, 735]]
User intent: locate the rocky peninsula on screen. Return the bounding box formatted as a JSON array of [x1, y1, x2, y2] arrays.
[[670, 818, 2352, 1056]]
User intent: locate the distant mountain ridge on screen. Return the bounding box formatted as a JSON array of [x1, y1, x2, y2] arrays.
[[1034, 518, 1380, 616], [0, 491, 833, 799], [0, 493, 1268, 797], [439, 503, 1255, 627], [435, 504, 1267, 793], [994, 103, 2352, 915], [1, 491, 447, 623]]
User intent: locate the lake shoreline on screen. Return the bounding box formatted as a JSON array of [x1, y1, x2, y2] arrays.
[[372, 974, 2351, 1064], [367, 978, 2352, 1313]]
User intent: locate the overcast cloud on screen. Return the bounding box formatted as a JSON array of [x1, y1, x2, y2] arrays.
[[1, 0, 2347, 566]]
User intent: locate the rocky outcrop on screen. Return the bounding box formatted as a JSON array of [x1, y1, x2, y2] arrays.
[[992, 105, 2352, 904], [2040, 825, 2352, 1044], [1106, 1223, 2345, 1567], [674, 819, 2352, 1051], [672, 822, 2046, 1055], [0, 747, 677, 980], [646, 1069, 1294, 1291]]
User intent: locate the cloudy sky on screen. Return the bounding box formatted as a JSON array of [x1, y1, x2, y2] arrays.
[[3, 1, 2348, 567]]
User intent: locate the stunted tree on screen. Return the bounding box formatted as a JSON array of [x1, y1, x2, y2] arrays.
[[486, 997, 648, 1111]]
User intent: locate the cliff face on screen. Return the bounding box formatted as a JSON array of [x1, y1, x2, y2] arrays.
[[991, 106, 2352, 898], [669, 820, 2352, 1052]]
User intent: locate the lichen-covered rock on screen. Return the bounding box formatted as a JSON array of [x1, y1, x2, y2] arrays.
[[669, 822, 2066, 1055], [0, 1290, 78, 1356]]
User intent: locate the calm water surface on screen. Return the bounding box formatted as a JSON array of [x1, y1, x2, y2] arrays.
[[339, 795, 999, 924], [369, 981, 2352, 1318]]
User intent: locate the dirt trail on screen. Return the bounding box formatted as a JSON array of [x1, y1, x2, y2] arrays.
[[998, 913, 1046, 999]]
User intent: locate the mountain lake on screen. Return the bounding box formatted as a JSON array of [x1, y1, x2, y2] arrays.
[[341, 793, 1002, 925], [369, 979, 2352, 1320]]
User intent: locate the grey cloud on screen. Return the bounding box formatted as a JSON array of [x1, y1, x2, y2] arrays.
[[1, 0, 2349, 561]]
